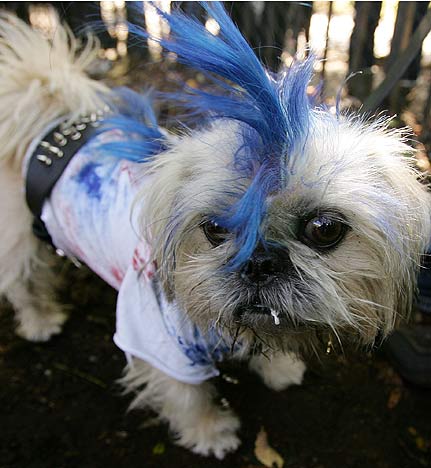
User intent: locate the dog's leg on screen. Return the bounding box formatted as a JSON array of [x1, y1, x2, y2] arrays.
[[6, 263, 67, 342], [249, 351, 306, 391], [0, 168, 67, 342], [121, 358, 241, 459]]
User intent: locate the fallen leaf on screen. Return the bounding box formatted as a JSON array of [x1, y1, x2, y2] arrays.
[[415, 436, 427, 452], [152, 442, 165, 455], [406, 427, 430, 453], [377, 365, 403, 386], [254, 427, 284, 468], [387, 387, 402, 409]]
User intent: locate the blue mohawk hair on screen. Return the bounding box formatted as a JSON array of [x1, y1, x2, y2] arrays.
[[129, 2, 314, 269]]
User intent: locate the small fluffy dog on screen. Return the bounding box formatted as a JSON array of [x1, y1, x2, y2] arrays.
[[0, 3, 430, 459]]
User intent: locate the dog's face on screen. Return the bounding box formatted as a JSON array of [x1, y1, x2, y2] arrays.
[[130, 3, 431, 350], [141, 115, 431, 349]]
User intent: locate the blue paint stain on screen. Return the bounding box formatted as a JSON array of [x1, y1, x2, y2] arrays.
[[75, 162, 103, 200]]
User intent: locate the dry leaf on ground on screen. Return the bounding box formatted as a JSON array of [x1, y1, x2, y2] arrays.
[[254, 427, 284, 468], [387, 387, 402, 409]]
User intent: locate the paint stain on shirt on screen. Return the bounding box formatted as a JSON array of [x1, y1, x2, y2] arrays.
[[75, 162, 103, 200]]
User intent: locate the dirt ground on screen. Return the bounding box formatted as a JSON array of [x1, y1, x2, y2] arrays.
[[0, 261, 430, 468]]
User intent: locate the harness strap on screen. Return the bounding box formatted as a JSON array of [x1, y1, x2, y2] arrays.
[[25, 111, 106, 243]]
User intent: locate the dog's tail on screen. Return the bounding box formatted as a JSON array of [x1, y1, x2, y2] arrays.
[[0, 12, 110, 170]]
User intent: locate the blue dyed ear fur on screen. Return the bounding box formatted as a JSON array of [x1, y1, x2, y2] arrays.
[[128, 2, 316, 269]]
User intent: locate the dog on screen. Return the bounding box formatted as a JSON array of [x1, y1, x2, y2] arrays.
[[0, 3, 430, 459]]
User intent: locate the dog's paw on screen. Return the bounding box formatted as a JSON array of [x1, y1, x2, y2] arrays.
[[175, 407, 241, 459], [16, 309, 68, 342], [250, 352, 306, 391]]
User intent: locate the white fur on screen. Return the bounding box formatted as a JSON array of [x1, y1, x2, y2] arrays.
[[1, 13, 431, 460], [249, 352, 306, 391], [0, 12, 109, 170], [0, 13, 110, 342], [121, 358, 241, 459]]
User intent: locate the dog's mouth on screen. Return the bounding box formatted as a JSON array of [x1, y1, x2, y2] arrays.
[[234, 303, 281, 325]]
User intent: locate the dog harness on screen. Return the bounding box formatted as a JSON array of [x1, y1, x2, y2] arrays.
[[24, 122, 236, 384], [25, 114, 104, 245]]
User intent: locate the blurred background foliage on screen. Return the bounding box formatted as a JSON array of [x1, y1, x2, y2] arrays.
[[2, 1, 431, 171]]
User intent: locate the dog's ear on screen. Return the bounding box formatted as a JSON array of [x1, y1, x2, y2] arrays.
[[136, 142, 195, 296], [363, 126, 431, 329]]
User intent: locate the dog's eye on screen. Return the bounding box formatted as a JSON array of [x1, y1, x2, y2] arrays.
[[301, 215, 346, 249], [202, 220, 229, 247]]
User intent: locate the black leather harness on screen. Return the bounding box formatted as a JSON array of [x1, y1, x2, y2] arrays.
[[25, 112, 105, 244]]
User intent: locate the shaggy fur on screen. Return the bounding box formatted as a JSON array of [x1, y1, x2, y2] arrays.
[[0, 6, 430, 459], [0, 12, 108, 341]]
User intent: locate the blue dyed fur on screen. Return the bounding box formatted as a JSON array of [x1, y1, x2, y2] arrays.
[[98, 87, 167, 163], [109, 2, 316, 269]]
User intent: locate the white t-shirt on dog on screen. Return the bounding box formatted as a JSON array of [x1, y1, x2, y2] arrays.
[[38, 130, 234, 384]]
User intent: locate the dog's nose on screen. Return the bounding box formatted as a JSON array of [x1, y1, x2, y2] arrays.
[[242, 247, 291, 285], [242, 253, 274, 284]]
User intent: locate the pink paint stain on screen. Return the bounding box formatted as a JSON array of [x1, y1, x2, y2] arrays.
[[111, 267, 124, 287], [120, 162, 133, 179], [132, 245, 156, 279]]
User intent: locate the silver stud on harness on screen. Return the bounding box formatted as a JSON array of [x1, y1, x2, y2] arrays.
[[36, 154, 52, 166], [35, 110, 109, 168], [53, 132, 67, 146]]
